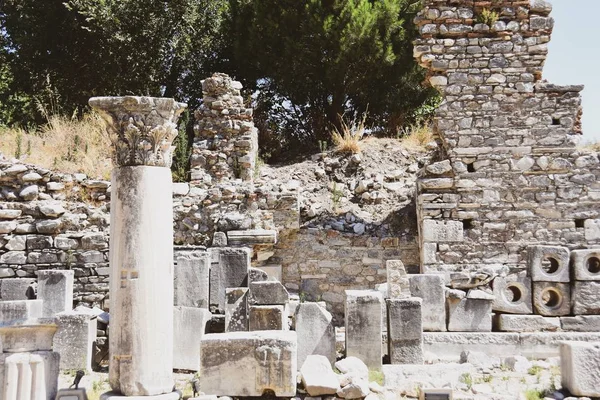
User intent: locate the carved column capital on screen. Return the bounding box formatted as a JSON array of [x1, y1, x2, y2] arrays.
[[89, 96, 187, 168]]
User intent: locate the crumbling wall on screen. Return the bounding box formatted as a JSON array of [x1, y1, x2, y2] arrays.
[[414, 0, 600, 276]]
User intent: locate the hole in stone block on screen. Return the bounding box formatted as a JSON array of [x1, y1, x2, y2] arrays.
[[587, 257, 600, 274], [262, 389, 276, 397], [541, 256, 560, 274], [575, 219, 585, 228], [505, 285, 523, 303], [467, 163, 475, 172], [463, 219, 473, 230], [552, 118, 561, 126], [541, 288, 562, 309]]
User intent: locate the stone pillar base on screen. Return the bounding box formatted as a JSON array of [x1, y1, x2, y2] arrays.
[[101, 391, 181, 400]]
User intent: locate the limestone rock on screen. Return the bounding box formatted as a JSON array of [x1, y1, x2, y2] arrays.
[[335, 357, 369, 381], [295, 302, 336, 367], [301, 355, 340, 396], [337, 378, 370, 400], [249, 280, 289, 305], [560, 342, 600, 397]]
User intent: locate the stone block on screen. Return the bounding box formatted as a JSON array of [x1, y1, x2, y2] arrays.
[[198, 331, 297, 397], [422, 220, 463, 243], [0, 319, 58, 353], [584, 219, 600, 241], [54, 311, 97, 371], [37, 269, 74, 317], [387, 260, 409, 299], [571, 249, 600, 281], [174, 253, 210, 309], [295, 302, 336, 367], [173, 306, 212, 371], [0, 351, 60, 400], [1, 278, 35, 300], [258, 265, 282, 282], [447, 290, 492, 332], [225, 288, 248, 332], [100, 392, 180, 400], [345, 290, 383, 370], [249, 305, 286, 331], [56, 389, 88, 400], [496, 314, 560, 332], [248, 267, 268, 284], [409, 274, 446, 331], [0, 300, 43, 323], [561, 316, 600, 332], [210, 248, 250, 313], [387, 298, 423, 364], [249, 280, 289, 305], [560, 341, 600, 397], [532, 282, 570, 316], [528, 245, 570, 283], [492, 275, 533, 314], [572, 281, 600, 315], [227, 229, 277, 245], [300, 355, 340, 396]]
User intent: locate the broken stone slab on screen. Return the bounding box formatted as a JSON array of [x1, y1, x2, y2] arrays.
[[1, 278, 36, 300], [225, 288, 248, 332], [210, 248, 250, 313], [0, 300, 43, 323], [226, 229, 277, 245], [248, 267, 268, 284], [571, 249, 600, 281], [249, 280, 289, 305], [300, 355, 340, 396], [387, 298, 423, 364], [37, 270, 74, 317], [560, 341, 600, 397], [249, 305, 287, 331], [496, 314, 560, 332], [173, 306, 212, 371], [572, 281, 600, 315], [532, 282, 570, 316], [100, 392, 181, 400], [295, 302, 336, 367], [198, 331, 297, 397], [492, 274, 533, 314], [345, 290, 383, 370], [386, 260, 409, 299], [54, 311, 97, 372], [336, 378, 369, 400], [528, 245, 570, 283], [0, 351, 60, 400], [335, 356, 369, 381], [409, 274, 446, 332], [561, 316, 600, 332], [174, 253, 210, 309], [447, 289, 492, 332]]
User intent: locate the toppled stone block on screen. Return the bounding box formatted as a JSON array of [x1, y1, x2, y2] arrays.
[[561, 341, 600, 397], [337, 377, 369, 400], [54, 311, 97, 371], [174, 254, 210, 309], [561, 316, 600, 332], [447, 289, 492, 332], [533, 282, 570, 316], [199, 331, 297, 397], [295, 302, 336, 367], [0, 300, 42, 323], [1, 278, 35, 300], [409, 274, 446, 331], [386, 260, 409, 299], [300, 355, 339, 396], [225, 288, 248, 332], [345, 290, 383, 370], [496, 314, 560, 332], [572, 281, 600, 315], [249, 281, 289, 305], [387, 297, 423, 364], [174, 306, 212, 371], [528, 245, 570, 283], [422, 220, 463, 243], [249, 305, 286, 331], [571, 249, 600, 281], [335, 356, 369, 380], [37, 270, 74, 317], [492, 275, 533, 314]]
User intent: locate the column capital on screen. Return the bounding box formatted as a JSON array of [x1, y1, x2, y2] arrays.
[[89, 96, 187, 168]]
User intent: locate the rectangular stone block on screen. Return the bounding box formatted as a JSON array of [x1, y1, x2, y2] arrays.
[[584, 219, 600, 241], [173, 306, 212, 371], [37, 270, 74, 317], [387, 298, 423, 364], [249, 305, 286, 331], [174, 253, 210, 309], [387, 260, 409, 299], [496, 314, 560, 332], [56, 389, 87, 400], [249, 281, 289, 305], [225, 288, 248, 332], [227, 229, 277, 245], [210, 248, 250, 313], [571, 249, 600, 281], [295, 303, 336, 367], [447, 290, 492, 332], [54, 311, 97, 371], [561, 341, 600, 397], [257, 265, 282, 282], [409, 274, 446, 332], [533, 282, 570, 316], [492, 275, 533, 314], [561, 316, 600, 332], [345, 290, 383, 370], [572, 281, 600, 315], [0, 278, 35, 300], [0, 300, 43, 323], [0, 351, 60, 400], [199, 331, 297, 397], [528, 245, 570, 283], [422, 220, 463, 243]]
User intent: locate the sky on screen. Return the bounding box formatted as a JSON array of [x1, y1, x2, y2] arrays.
[[544, 0, 600, 143]]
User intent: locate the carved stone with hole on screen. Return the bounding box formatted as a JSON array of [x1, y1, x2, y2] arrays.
[[528, 245, 570, 283], [492, 275, 533, 314], [571, 249, 600, 281], [533, 282, 571, 316]]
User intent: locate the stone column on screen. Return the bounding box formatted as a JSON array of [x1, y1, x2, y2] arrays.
[[89, 96, 186, 398]]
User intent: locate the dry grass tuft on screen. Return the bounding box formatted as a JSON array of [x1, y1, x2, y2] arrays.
[[331, 112, 367, 154], [0, 112, 112, 179], [399, 123, 434, 151]]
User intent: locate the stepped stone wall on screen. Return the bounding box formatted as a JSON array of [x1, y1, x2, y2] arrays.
[[414, 0, 600, 276]]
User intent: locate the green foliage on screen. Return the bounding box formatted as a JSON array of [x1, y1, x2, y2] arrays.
[[528, 366, 543, 376], [477, 8, 499, 26], [368, 369, 384, 385], [171, 110, 193, 182], [14, 132, 22, 159], [524, 389, 544, 400], [460, 372, 473, 389]]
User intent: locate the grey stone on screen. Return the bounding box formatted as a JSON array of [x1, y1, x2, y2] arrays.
[[173, 306, 212, 371], [174, 253, 210, 309], [387, 297, 423, 364], [225, 288, 248, 332], [27, 235, 53, 250], [300, 355, 339, 396], [37, 270, 74, 317], [336, 379, 369, 400], [0, 300, 43, 323], [36, 220, 62, 234], [571, 249, 600, 281], [248, 267, 268, 284], [528, 245, 570, 283], [335, 356, 369, 380], [295, 302, 336, 367], [0, 250, 27, 264], [409, 274, 446, 331], [19, 185, 39, 200], [249, 280, 289, 305], [561, 341, 600, 397], [1, 278, 35, 300], [0, 221, 17, 234], [386, 260, 409, 299], [212, 232, 227, 247], [227, 229, 277, 245], [496, 314, 560, 332], [56, 389, 88, 400], [492, 275, 533, 314], [54, 311, 97, 371], [249, 305, 286, 331], [460, 350, 500, 369], [422, 220, 463, 243], [345, 290, 383, 370], [561, 316, 600, 332], [5, 235, 26, 251], [198, 331, 297, 397], [504, 355, 532, 373], [447, 291, 492, 332], [0, 209, 22, 219], [572, 281, 600, 315], [533, 282, 570, 316], [39, 203, 66, 218], [81, 233, 108, 250], [210, 248, 250, 313]]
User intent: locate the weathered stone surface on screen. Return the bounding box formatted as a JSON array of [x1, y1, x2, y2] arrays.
[[248, 267, 268, 284], [174, 253, 210, 309], [300, 355, 339, 396], [0, 351, 60, 400], [345, 290, 382, 370], [227, 229, 277, 245], [37, 270, 74, 317], [54, 311, 97, 371], [0, 300, 43, 323], [528, 245, 570, 283], [225, 288, 248, 332], [572, 281, 600, 315], [173, 306, 212, 371], [198, 331, 297, 397], [212, 231, 227, 247], [249, 305, 286, 331], [0, 319, 58, 353], [533, 282, 570, 316], [295, 302, 336, 367], [386, 260, 409, 299], [0, 251, 26, 265], [387, 297, 423, 364], [496, 314, 560, 332], [504, 355, 532, 373], [571, 249, 600, 281], [561, 341, 600, 397], [492, 275, 533, 314], [100, 391, 181, 400], [249, 280, 289, 305], [337, 378, 369, 400], [409, 274, 446, 331], [561, 316, 600, 332], [422, 220, 463, 243], [210, 248, 250, 313], [1, 278, 35, 300], [447, 289, 492, 332], [335, 356, 369, 380]]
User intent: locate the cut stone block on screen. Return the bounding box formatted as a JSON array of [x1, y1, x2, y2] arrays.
[[249, 305, 286, 331], [532, 282, 570, 316], [584, 219, 600, 241], [335, 356, 369, 380], [572, 281, 600, 315], [295, 302, 336, 367], [571, 249, 600, 281], [173, 306, 212, 371], [258, 265, 282, 282], [54, 311, 97, 371], [496, 314, 560, 332], [387, 260, 409, 299], [409, 274, 446, 331], [300, 355, 340, 396], [248, 267, 268, 284], [227, 229, 277, 245], [37, 270, 74, 317], [100, 392, 180, 400], [528, 245, 570, 283], [0, 300, 43, 323], [56, 389, 88, 400], [210, 248, 250, 313], [198, 331, 297, 397], [0, 351, 60, 400], [345, 290, 383, 370], [492, 275, 533, 314], [387, 297, 423, 364], [561, 316, 600, 332], [174, 253, 210, 309], [447, 289, 492, 332], [0, 319, 58, 353], [225, 288, 248, 332], [560, 341, 600, 397], [1, 278, 36, 300], [249, 280, 289, 305], [422, 220, 464, 243]]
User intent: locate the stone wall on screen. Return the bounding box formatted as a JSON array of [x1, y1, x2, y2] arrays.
[[413, 0, 600, 276]]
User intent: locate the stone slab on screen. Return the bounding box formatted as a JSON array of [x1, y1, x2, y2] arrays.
[[383, 363, 475, 389], [532, 282, 570, 316], [447, 295, 492, 332], [496, 314, 560, 332], [295, 302, 336, 367], [0, 300, 43, 323], [561, 316, 600, 332], [300, 355, 339, 396], [345, 290, 383, 370], [210, 248, 250, 313], [0, 351, 60, 400], [387, 298, 423, 364], [37, 270, 74, 317], [225, 288, 248, 332], [173, 306, 212, 371], [174, 253, 210, 309], [571, 281, 600, 315], [560, 341, 600, 397], [492, 275, 533, 314], [249, 305, 286, 331], [249, 280, 289, 305], [198, 331, 297, 397], [56, 388, 88, 400], [54, 311, 97, 371], [571, 249, 600, 281], [1, 278, 36, 300], [528, 245, 570, 283], [409, 274, 446, 331], [422, 220, 464, 243], [101, 391, 181, 400], [227, 229, 277, 245], [0, 319, 58, 353]]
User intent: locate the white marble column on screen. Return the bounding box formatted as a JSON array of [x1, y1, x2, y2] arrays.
[[90, 96, 186, 397]]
